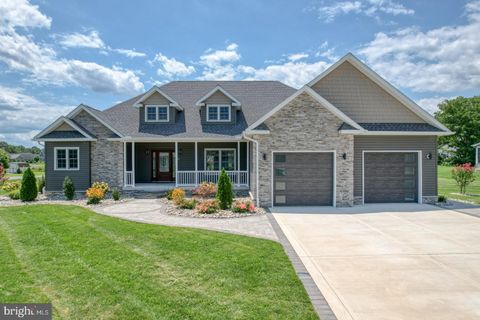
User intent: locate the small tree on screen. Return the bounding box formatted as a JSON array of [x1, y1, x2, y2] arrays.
[[216, 169, 233, 209], [451, 163, 476, 194], [0, 148, 9, 169], [0, 164, 7, 186], [20, 168, 37, 201], [63, 176, 75, 200]]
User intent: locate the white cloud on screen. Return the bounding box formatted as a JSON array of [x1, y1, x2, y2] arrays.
[[57, 30, 105, 49], [288, 53, 309, 61], [114, 48, 146, 58], [154, 53, 195, 78], [198, 43, 242, 80], [0, 0, 51, 32], [313, 0, 413, 23], [416, 96, 455, 114], [0, 1, 144, 95], [358, 1, 480, 93], [0, 85, 74, 145]]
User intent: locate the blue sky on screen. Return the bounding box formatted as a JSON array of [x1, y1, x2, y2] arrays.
[[0, 0, 479, 145]]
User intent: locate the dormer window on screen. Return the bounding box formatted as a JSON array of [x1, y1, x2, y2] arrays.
[[207, 105, 231, 122], [145, 105, 169, 122]]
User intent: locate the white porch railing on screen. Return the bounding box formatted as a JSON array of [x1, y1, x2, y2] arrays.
[[124, 171, 134, 187], [177, 171, 248, 187]]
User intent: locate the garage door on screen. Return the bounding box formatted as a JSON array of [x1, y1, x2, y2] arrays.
[[273, 152, 334, 206], [364, 152, 418, 203]]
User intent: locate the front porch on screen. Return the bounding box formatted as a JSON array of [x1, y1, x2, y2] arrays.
[[123, 141, 250, 190]]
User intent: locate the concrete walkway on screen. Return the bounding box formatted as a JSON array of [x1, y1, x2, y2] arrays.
[[95, 199, 277, 241], [272, 203, 480, 320]]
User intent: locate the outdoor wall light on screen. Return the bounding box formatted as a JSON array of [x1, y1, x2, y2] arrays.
[[425, 153, 432, 160], [145, 149, 150, 156], [342, 153, 347, 160], [262, 153, 267, 161]]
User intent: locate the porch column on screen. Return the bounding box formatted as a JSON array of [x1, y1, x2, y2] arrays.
[[237, 141, 240, 186], [132, 142, 135, 187], [246, 141, 249, 187], [123, 141, 127, 187], [195, 142, 198, 185], [175, 142, 178, 187]]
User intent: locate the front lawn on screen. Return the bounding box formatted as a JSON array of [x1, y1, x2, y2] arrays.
[[0, 205, 317, 319], [438, 165, 480, 204]]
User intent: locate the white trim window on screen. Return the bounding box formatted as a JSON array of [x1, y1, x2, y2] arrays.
[[145, 105, 169, 122], [54, 147, 80, 171], [204, 149, 236, 170], [207, 105, 231, 122]]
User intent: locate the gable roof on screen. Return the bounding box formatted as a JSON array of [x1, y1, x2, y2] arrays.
[[33, 116, 97, 141], [308, 53, 451, 133], [101, 81, 295, 139], [245, 85, 365, 133], [67, 104, 124, 137], [194, 85, 242, 108], [132, 86, 182, 110]]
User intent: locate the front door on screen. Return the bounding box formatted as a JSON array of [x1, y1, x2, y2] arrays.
[[152, 150, 175, 182]]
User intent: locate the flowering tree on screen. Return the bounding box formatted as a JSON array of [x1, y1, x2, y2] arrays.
[[451, 163, 476, 194], [0, 164, 7, 186]]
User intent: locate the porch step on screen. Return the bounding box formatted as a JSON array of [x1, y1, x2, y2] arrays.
[[123, 190, 167, 199]]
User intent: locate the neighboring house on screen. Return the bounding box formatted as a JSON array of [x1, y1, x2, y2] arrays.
[[8, 162, 29, 174], [34, 53, 451, 207], [9, 152, 37, 162], [472, 142, 480, 168]]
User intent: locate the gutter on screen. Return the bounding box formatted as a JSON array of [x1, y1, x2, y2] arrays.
[[242, 133, 260, 207]]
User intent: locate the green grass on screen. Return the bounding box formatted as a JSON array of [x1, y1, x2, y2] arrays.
[[438, 165, 480, 204], [0, 205, 317, 319], [5, 162, 44, 179]]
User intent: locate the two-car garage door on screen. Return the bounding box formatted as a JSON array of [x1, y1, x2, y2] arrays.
[[273, 152, 334, 206]]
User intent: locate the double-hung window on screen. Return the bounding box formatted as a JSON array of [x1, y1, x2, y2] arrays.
[[207, 105, 230, 122], [205, 149, 236, 171], [145, 105, 169, 122], [55, 147, 79, 170]]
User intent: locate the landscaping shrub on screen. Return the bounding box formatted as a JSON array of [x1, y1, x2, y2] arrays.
[[165, 188, 174, 200], [232, 200, 256, 213], [63, 176, 75, 200], [2, 180, 20, 192], [192, 182, 216, 198], [86, 187, 105, 205], [438, 195, 448, 203], [180, 198, 197, 209], [20, 168, 37, 201], [171, 188, 185, 205], [37, 175, 45, 193], [92, 181, 109, 194], [0, 164, 7, 186], [196, 199, 219, 214], [112, 188, 120, 201], [451, 163, 476, 194], [8, 189, 20, 200], [0, 148, 9, 169], [216, 169, 233, 209]]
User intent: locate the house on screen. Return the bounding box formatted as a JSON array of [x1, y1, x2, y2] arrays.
[[9, 152, 37, 162], [34, 53, 451, 207], [7, 162, 30, 174], [472, 142, 480, 168]]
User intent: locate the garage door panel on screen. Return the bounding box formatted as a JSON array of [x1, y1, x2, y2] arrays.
[[274, 152, 333, 206], [364, 152, 418, 203]]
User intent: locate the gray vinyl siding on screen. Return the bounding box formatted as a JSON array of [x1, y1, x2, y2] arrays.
[[204, 90, 233, 104], [178, 143, 195, 170], [139, 106, 177, 125], [354, 136, 437, 198], [200, 106, 237, 124], [45, 141, 90, 191]]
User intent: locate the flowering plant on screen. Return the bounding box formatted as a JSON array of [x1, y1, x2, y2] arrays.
[[195, 199, 219, 214], [86, 187, 105, 205], [92, 181, 109, 194], [171, 188, 186, 205], [2, 180, 20, 192], [451, 163, 476, 194], [0, 164, 7, 186], [232, 200, 256, 213], [192, 182, 216, 198]]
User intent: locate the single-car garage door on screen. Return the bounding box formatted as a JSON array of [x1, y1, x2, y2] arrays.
[[273, 152, 334, 206], [364, 152, 418, 203]]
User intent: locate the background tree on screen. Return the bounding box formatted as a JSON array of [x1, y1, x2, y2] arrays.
[[0, 148, 9, 169], [435, 96, 480, 164]]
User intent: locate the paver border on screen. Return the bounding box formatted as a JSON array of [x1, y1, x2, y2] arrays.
[[266, 210, 337, 320]]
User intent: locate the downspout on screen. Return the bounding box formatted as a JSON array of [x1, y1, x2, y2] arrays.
[[242, 133, 260, 207]]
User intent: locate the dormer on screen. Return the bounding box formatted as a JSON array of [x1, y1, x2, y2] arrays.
[[196, 85, 241, 124], [133, 86, 182, 125]]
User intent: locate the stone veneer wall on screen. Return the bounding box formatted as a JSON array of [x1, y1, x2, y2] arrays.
[[72, 110, 124, 188], [251, 92, 354, 207]]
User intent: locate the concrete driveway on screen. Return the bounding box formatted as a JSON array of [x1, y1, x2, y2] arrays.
[[272, 203, 480, 320]]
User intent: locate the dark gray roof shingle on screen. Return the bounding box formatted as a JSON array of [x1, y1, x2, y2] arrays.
[[102, 81, 296, 138], [359, 123, 442, 132], [41, 131, 88, 139]]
